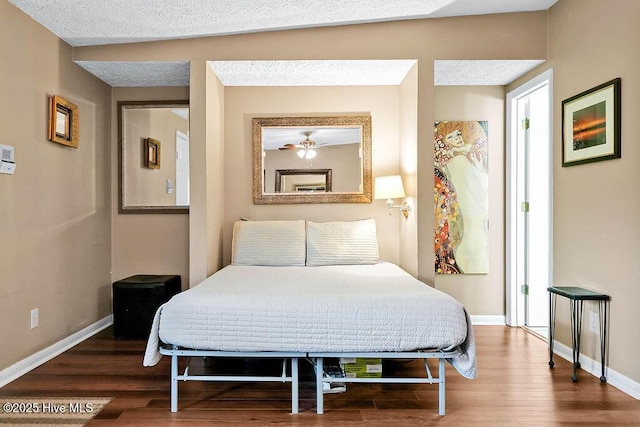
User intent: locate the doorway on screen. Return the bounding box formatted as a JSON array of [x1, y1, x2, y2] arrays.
[[506, 69, 553, 338], [175, 130, 190, 206]]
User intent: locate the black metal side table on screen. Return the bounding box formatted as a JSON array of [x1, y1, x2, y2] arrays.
[[547, 286, 610, 383]]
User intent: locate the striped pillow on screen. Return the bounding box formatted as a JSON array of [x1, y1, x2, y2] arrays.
[[306, 219, 379, 266], [232, 220, 306, 266]]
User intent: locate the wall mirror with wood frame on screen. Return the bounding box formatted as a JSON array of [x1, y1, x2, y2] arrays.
[[253, 116, 372, 204], [118, 100, 190, 214]]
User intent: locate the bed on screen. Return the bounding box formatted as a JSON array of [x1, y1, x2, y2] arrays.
[[143, 219, 477, 415]]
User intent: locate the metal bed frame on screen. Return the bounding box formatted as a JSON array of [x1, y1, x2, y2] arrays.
[[159, 346, 457, 416], [309, 350, 456, 416], [159, 346, 304, 414]]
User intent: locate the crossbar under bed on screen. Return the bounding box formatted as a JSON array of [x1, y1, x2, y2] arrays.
[[159, 346, 304, 414], [310, 350, 456, 416]]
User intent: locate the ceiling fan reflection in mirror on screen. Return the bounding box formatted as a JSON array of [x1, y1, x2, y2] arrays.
[[279, 131, 324, 159]]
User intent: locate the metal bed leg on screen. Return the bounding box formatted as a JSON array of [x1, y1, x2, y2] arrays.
[[438, 358, 446, 416], [315, 357, 324, 414], [170, 352, 178, 412], [291, 358, 299, 414]]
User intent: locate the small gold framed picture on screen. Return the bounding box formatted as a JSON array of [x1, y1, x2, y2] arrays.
[[144, 137, 161, 169], [48, 95, 78, 148]]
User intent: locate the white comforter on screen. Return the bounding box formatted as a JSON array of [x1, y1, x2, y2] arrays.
[[143, 262, 477, 379]]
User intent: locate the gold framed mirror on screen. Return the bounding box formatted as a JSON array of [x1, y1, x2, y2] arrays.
[[253, 116, 372, 204], [118, 100, 190, 214]]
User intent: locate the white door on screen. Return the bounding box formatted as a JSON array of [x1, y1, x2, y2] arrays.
[[506, 70, 553, 336], [175, 130, 190, 206]]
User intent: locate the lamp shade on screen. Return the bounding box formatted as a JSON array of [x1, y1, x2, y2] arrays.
[[374, 175, 406, 200]]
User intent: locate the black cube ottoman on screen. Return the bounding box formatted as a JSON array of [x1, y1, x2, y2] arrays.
[[112, 274, 181, 339]]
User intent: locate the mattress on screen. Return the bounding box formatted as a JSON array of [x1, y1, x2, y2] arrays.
[[143, 262, 476, 379]]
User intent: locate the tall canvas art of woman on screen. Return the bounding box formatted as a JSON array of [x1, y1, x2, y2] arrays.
[[434, 121, 489, 274]]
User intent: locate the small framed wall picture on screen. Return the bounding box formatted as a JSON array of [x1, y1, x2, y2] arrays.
[[48, 95, 79, 148], [562, 78, 621, 167], [144, 137, 161, 169]]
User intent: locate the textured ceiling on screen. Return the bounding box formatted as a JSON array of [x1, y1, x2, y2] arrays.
[[75, 59, 544, 88], [208, 60, 418, 87], [75, 61, 190, 87], [9, 0, 558, 47], [10, 0, 556, 87], [434, 60, 546, 86]]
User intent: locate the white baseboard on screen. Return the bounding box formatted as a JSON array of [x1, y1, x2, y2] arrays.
[[552, 340, 640, 400], [0, 315, 113, 388], [470, 315, 506, 325]]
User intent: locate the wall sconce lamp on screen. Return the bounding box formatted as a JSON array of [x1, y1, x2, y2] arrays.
[[374, 175, 411, 219]]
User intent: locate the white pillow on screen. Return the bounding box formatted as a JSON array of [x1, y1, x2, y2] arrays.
[[306, 219, 380, 266], [232, 220, 306, 266]]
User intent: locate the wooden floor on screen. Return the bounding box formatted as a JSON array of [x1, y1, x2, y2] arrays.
[[1, 326, 639, 426]]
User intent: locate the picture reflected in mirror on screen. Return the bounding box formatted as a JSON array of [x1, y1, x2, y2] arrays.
[[275, 169, 332, 193]]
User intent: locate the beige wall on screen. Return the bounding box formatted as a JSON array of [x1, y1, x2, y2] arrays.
[[222, 85, 404, 266], [111, 87, 190, 286], [398, 65, 419, 276], [188, 61, 225, 286], [510, 0, 640, 385], [0, 1, 111, 370], [433, 86, 506, 315]]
